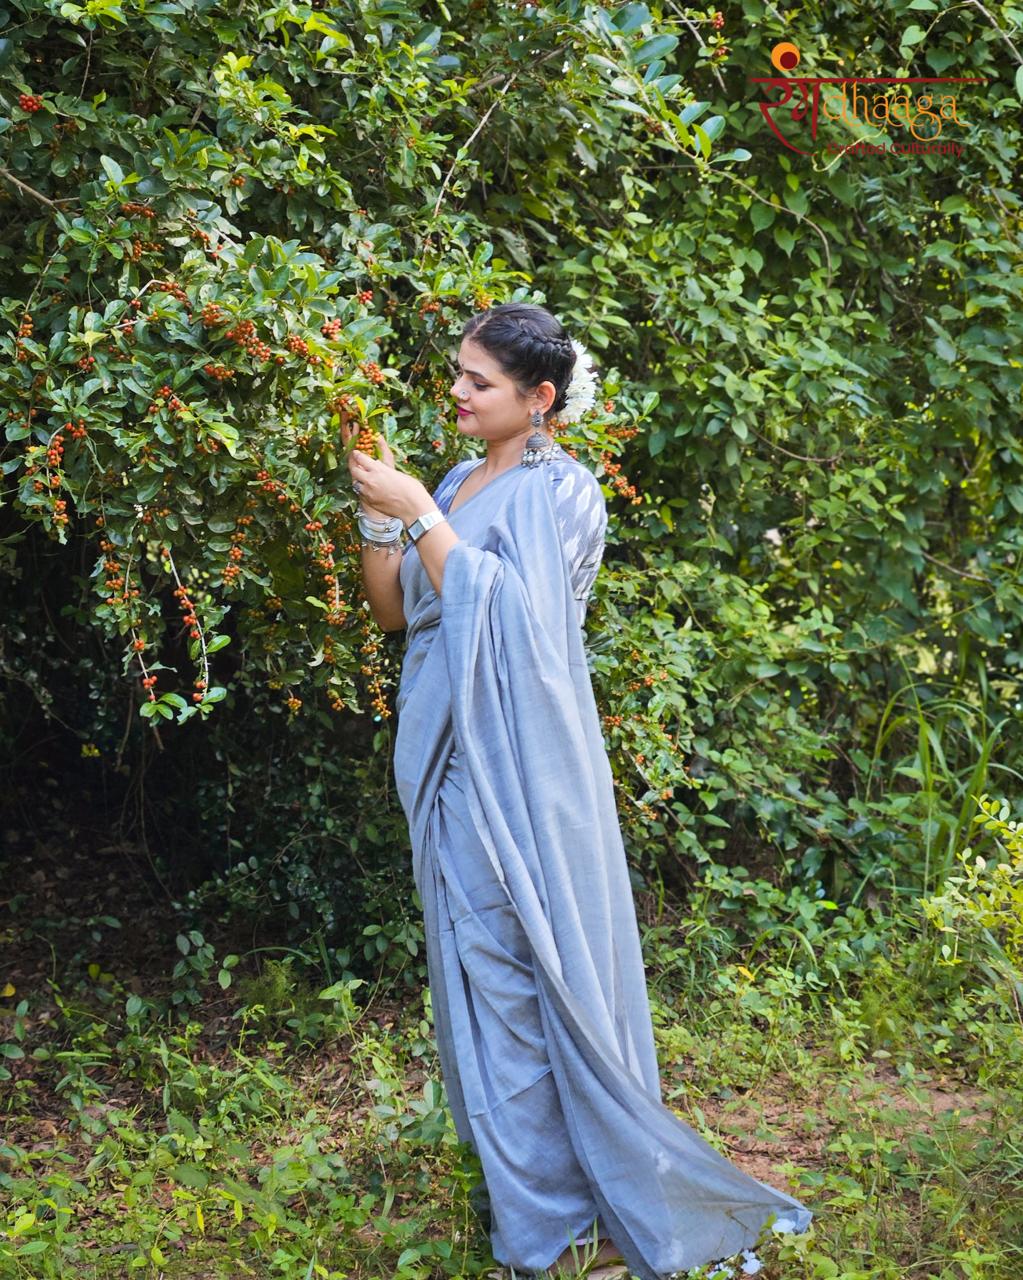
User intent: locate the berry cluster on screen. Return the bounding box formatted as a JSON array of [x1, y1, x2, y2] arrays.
[[148, 384, 186, 416], [321, 317, 342, 339], [120, 202, 156, 219], [174, 585, 202, 641], [360, 360, 385, 385], [222, 514, 252, 587], [226, 317, 272, 362], [607, 423, 640, 442], [66, 418, 88, 441], [202, 302, 226, 326], [229, 175, 246, 187], [712, 43, 729, 59], [417, 297, 442, 319], [98, 536, 140, 609], [19, 93, 43, 112], [643, 116, 666, 136], [15, 313, 33, 362], [45, 430, 65, 471], [203, 362, 235, 381], [129, 238, 163, 262], [356, 289, 373, 304], [472, 291, 493, 309], [602, 713, 625, 728], [255, 469, 300, 514], [712, 10, 724, 28], [286, 334, 310, 358], [77, 354, 96, 370], [600, 450, 641, 505], [313, 535, 348, 626], [153, 279, 189, 305], [626, 675, 658, 691]]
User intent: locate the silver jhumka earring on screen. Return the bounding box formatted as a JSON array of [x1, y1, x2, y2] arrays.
[[521, 408, 557, 468]]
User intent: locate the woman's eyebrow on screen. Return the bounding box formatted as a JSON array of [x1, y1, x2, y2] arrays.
[[455, 360, 489, 379]]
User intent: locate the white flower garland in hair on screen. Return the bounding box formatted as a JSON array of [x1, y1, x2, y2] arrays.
[[556, 338, 599, 424]]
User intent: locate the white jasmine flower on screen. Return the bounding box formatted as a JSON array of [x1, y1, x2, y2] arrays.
[[558, 339, 599, 424]]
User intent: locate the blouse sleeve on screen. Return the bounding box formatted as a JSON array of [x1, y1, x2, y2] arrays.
[[549, 465, 608, 624]]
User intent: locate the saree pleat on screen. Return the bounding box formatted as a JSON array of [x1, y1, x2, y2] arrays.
[[394, 455, 814, 1278]]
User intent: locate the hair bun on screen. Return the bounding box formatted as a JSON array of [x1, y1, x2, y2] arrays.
[[462, 302, 579, 420]]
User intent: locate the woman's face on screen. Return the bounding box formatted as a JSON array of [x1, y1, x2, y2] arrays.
[[450, 337, 554, 442]]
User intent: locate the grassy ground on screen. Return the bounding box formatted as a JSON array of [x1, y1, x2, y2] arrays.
[[2, 839, 1022, 1279]]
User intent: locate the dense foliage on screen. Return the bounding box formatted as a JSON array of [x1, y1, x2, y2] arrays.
[[3, 3, 1023, 1275], [2, 0, 1022, 948]]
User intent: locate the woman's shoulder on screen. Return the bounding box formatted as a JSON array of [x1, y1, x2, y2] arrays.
[[545, 451, 607, 540], [547, 450, 604, 500]]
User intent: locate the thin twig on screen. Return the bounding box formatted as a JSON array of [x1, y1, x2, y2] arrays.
[[79, 28, 93, 101], [964, 0, 1023, 64], [919, 548, 992, 585], [663, 2, 727, 94], [431, 74, 520, 223], [748, 425, 845, 465], [0, 168, 65, 208]]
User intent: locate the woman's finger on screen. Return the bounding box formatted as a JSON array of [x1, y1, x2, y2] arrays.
[[377, 435, 396, 468]]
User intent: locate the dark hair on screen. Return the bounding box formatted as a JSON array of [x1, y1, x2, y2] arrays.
[[461, 302, 577, 423]]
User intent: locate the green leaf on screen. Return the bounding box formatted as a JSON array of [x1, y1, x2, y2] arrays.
[[632, 34, 678, 65], [170, 1163, 209, 1190], [900, 25, 927, 47], [100, 154, 125, 185], [612, 3, 651, 33], [751, 203, 775, 231]]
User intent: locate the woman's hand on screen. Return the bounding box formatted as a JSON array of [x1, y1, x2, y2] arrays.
[[340, 416, 432, 525]]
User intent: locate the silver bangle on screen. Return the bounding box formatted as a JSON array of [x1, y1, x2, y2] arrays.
[[358, 513, 403, 540], [358, 507, 402, 531], [364, 539, 405, 557]]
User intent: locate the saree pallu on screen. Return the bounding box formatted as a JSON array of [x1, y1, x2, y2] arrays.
[[393, 455, 814, 1278]]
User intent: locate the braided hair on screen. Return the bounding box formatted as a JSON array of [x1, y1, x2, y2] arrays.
[[461, 303, 577, 424]]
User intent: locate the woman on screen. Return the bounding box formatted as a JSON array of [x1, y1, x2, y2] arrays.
[[343, 303, 814, 1280]]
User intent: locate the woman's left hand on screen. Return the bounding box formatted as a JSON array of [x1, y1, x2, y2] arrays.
[[349, 438, 433, 525]]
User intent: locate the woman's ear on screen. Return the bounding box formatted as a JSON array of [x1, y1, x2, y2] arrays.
[[535, 379, 557, 415]]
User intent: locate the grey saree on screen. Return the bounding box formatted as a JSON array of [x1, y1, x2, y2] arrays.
[[392, 446, 814, 1278]]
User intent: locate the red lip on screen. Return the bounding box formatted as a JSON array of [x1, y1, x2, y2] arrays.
[[456, 408, 473, 417]]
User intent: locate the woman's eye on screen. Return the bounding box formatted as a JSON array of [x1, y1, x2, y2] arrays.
[[473, 382, 487, 391]]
